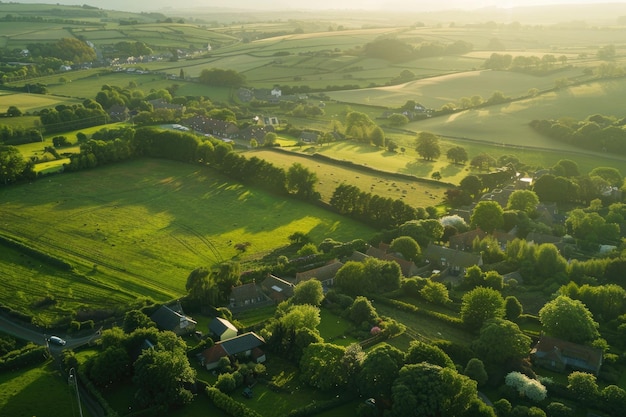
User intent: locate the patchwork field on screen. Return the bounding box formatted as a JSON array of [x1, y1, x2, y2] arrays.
[[0, 158, 374, 324]]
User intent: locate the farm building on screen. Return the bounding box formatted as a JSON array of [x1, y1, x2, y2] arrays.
[[150, 304, 197, 335], [422, 244, 483, 276], [209, 317, 238, 341], [261, 274, 294, 303], [229, 282, 266, 309], [295, 260, 344, 289], [531, 336, 603, 376], [199, 332, 266, 370]]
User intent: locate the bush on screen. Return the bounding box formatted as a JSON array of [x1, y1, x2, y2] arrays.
[[206, 387, 262, 417]]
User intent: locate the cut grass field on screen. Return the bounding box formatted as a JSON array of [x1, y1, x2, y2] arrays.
[[245, 148, 448, 207], [0, 158, 374, 324]]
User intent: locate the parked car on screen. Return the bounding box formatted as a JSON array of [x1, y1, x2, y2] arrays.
[[48, 336, 66, 346]]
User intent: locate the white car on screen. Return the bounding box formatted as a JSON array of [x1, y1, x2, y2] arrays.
[[48, 336, 66, 346]]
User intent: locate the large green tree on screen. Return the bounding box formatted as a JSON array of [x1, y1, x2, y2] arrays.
[[389, 236, 421, 262], [292, 279, 324, 306], [473, 318, 531, 365], [300, 343, 347, 391], [460, 287, 505, 330], [405, 340, 454, 369], [286, 162, 318, 200], [414, 131, 441, 161], [358, 343, 405, 399], [506, 190, 539, 214], [539, 296, 599, 343], [387, 363, 480, 417], [0, 145, 29, 184], [470, 201, 504, 233]]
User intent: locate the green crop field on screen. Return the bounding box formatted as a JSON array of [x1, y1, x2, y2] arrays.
[[0, 158, 374, 324], [0, 92, 81, 114]]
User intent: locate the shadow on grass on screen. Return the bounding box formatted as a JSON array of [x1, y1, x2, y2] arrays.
[[402, 159, 436, 177]]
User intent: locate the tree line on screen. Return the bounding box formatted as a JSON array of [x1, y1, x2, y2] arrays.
[[363, 37, 472, 62], [530, 113, 626, 155]]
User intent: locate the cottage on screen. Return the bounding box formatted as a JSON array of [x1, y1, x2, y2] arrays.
[[422, 244, 483, 276], [261, 274, 294, 303], [209, 317, 238, 341], [295, 260, 344, 289], [229, 282, 265, 309], [365, 244, 420, 277], [150, 304, 197, 335], [200, 332, 266, 370], [531, 336, 603, 376]]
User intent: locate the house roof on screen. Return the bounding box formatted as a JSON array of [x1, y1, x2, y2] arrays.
[[230, 282, 263, 303], [448, 228, 488, 249], [150, 305, 197, 332], [531, 335, 603, 374], [201, 344, 228, 364], [295, 260, 344, 284], [262, 275, 294, 293], [218, 332, 265, 355], [348, 251, 370, 262], [365, 245, 418, 277], [423, 244, 482, 268], [209, 317, 237, 336]]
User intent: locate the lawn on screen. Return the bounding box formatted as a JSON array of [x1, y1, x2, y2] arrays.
[[0, 158, 374, 323], [0, 360, 88, 417], [318, 308, 359, 346]]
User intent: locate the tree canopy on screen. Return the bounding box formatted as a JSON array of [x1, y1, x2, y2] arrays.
[[470, 201, 504, 233], [414, 131, 441, 161], [460, 287, 505, 329], [539, 295, 599, 343]]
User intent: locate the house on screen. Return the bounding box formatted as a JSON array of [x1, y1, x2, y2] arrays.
[[295, 260, 344, 289], [229, 282, 265, 309], [365, 244, 420, 277], [449, 228, 515, 251], [209, 317, 238, 341], [261, 274, 294, 303], [422, 244, 483, 276], [271, 87, 282, 98], [263, 116, 280, 126], [147, 98, 186, 115], [108, 104, 130, 122], [300, 131, 319, 143], [531, 335, 603, 376], [150, 304, 197, 335], [200, 332, 266, 370]]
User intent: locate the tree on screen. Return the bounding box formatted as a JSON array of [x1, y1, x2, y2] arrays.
[[6, 106, 22, 117], [589, 166, 622, 187], [387, 363, 479, 417], [507, 190, 539, 214], [87, 345, 131, 387], [0, 146, 28, 184], [539, 296, 599, 343], [405, 340, 454, 368], [358, 343, 405, 399], [123, 310, 155, 333], [473, 318, 531, 365], [552, 159, 579, 177], [470, 201, 504, 233], [287, 162, 318, 200], [505, 372, 547, 402], [420, 281, 451, 305], [389, 236, 421, 262], [349, 296, 378, 325], [505, 296, 523, 321], [369, 126, 385, 147], [263, 132, 278, 146], [460, 287, 505, 330], [185, 267, 218, 306], [300, 343, 347, 391], [464, 358, 488, 386], [388, 113, 409, 126], [415, 131, 441, 161], [292, 280, 324, 306], [133, 347, 196, 409], [533, 243, 567, 281], [446, 146, 468, 164], [567, 371, 599, 404], [459, 175, 483, 199]]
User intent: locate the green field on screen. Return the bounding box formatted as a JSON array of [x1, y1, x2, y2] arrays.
[[0, 158, 374, 324], [0, 92, 81, 114]]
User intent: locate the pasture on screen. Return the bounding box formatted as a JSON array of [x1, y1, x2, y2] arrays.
[[0, 92, 81, 114], [0, 158, 374, 324], [246, 148, 448, 207]]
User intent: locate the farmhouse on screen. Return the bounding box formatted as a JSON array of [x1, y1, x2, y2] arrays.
[[422, 244, 483, 276], [295, 260, 344, 290], [449, 228, 515, 251], [209, 317, 238, 341], [200, 332, 266, 370], [261, 274, 295, 303], [150, 303, 197, 335], [229, 282, 266, 309], [365, 243, 420, 277], [182, 115, 239, 138], [531, 335, 603, 376]]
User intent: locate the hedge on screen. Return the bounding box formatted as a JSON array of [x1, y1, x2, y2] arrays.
[[286, 393, 358, 417], [0, 344, 48, 371], [369, 295, 463, 327], [77, 368, 120, 417], [206, 387, 263, 417]]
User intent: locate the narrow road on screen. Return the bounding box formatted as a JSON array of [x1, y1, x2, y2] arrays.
[[0, 313, 104, 417]]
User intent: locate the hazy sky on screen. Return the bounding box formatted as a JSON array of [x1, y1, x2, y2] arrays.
[[14, 0, 610, 13]]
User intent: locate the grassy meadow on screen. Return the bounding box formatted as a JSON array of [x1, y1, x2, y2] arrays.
[[0, 158, 374, 324]]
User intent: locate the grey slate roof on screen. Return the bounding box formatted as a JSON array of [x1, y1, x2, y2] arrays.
[[218, 332, 265, 355], [209, 317, 237, 336]]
